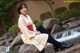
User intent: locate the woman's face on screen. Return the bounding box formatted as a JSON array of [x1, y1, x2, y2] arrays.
[[20, 5, 27, 16]]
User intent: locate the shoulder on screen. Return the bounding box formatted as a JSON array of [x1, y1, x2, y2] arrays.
[[18, 15, 23, 23], [27, 15, 31, 18]]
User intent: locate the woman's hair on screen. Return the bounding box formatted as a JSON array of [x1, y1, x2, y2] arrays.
[[17, 2, 28, 14]]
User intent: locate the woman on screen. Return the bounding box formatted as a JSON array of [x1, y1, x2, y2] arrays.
[[17, 2, 73, 53]]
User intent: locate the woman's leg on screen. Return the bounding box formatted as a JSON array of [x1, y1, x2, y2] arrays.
[[36, 25, 62, 47], [36, 25, 73, 51]]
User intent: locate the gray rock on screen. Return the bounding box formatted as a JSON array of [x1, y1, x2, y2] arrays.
[[68, 20, 80, 28], [19, 44, 39, 53], [57, 44, 80, 53], [0, 32, 13, 41], [43, 18, 60, 30], [0, 36, 14, 46], [10, 33, 23, 49], [63, 24, 69, 29], [62, 17, 80, 24], [14, 45, 21, 50], [51, 24, 65, 35], [0, 41, 5, 45]]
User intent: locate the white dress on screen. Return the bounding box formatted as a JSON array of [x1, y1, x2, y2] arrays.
[[18, 14, 48, 51]]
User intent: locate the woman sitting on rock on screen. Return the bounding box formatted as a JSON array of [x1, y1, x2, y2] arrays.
[[17, 2, 73, 53]]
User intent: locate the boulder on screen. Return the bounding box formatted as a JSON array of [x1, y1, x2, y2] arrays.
[[68, 20, 80, 28], [19, 44, 39, 53], [57, 44, 80, 53], [62, 17, 80, 24], [51, 24, 65, 35], [62, 24, 69, 29], [0, 32, 13, 41], [10, 33, 23, 49], [43, 18, 61, 31], [0, 41, 5, 45]]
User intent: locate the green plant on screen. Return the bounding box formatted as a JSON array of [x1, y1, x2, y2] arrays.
[[40, 12, 53, 21], [8, 24, 19, 36], [69, 2, 80, 10], [54, 9, 80, 21], [34, 20, 43, 27], [0, 0, 17, 34], [55, 7, 67, 14]]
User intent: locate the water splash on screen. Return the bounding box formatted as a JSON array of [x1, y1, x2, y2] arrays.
[[54, 27, 80, 42], [0, 46, 11, 53]]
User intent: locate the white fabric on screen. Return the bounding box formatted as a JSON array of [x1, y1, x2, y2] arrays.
[[18, 14, 48, 51]]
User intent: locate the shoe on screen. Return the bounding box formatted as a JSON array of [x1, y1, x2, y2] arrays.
[[53, 43, 73, 52], [59, 43, 73, 51]]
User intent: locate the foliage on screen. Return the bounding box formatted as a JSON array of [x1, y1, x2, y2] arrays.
[[69, 2, 80, 10], [0, 0, 17, 30], [8, 24, 19, 36], [40, 12, 53, 21], [54, 9, 80, 21], [34, 20, 43, 27], [55, 7, 67, 14]]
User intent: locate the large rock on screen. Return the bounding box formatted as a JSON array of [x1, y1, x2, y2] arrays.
[[19, 44, 39, 53], [0, 32, 14, 45], [10, 33, 23, 49], [57, 44, 80, 53], [43, 18, 61, 31], [62, 24, 69, 29], [51, 24, 65, 35], [0, 36, 14, 46], [68, 20, 80, 28], [0, 32, 13, 41], [62, 17, 80, 24]]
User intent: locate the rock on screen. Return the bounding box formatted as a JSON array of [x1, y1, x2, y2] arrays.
[[0, 36, 14, 46], [68, 20, 80, 28], [0, 41, 5, 45], [0, 32, 13, 41], [62, 24, 69, 29], [51, 24, 65, 35], [57, 44, 80, 53], [14, 45, 21, 50], [10, 33, 23, 49], [43, 18, 61, 31], [19, 44, 39, 53], [62, 17, 80, 24], [4, 36, 14, 43]]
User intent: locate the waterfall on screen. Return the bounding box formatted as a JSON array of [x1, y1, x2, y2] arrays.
[[0, 46, 11, 53], [54, 27, 80, 42], [0, 42, 11, 53]]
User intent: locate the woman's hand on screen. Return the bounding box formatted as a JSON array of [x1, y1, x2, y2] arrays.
[[36, 31, 41, 35], [30, 31, 41, 40]]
